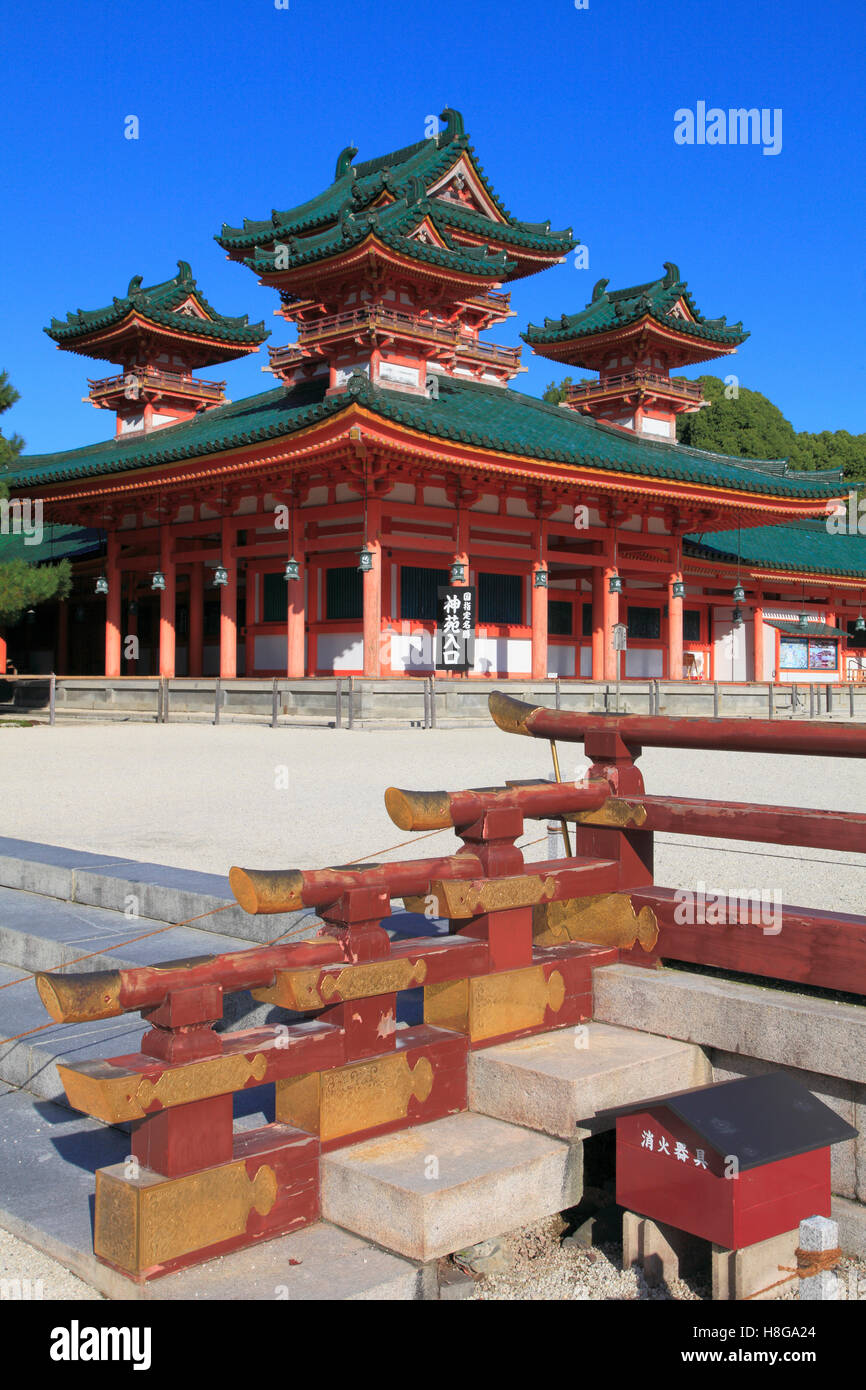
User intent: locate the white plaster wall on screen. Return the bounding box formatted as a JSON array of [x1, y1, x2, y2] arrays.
[[254, 635, 288, 669], [388, 631, 435, 672], [546, 646, 576, 677], [625, 648, 664, 677], [317, 634, 363, 671], [473, 637, 531, 675]]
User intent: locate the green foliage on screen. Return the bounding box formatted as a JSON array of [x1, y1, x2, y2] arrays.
[[0, 557, 71, 625], [676, 376, 866, 481], [0, 372, 73, 627], [0, 371, 24, 473], [542, 377, 574, 404], [675, 376, 796, 459]]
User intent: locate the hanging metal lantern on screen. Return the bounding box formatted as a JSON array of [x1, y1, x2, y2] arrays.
[[151, 570, 166, 592], [25, 607, 36, 625], [733, 605, 744, 627], [357, 544, 374, 573], [733, 582, 745, 604], [283, 556, 300, 583], [608, 572, 623, 595], [94, 574, 109, 596], [671, 579, 685, 599], [856, 615, 866, 633], [449, 560, 466, 585], [213, 564, 229, 587], [797, 611, 809, 632], [533, 566, 548, 589]]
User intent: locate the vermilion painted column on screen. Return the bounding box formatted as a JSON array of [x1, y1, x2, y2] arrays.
[[602, 567, 619, 680], [159, 526, 176, 679], [667, 572, 683, 681], [753, 603, 765, 682], [287, 550, 306, 678], [57, 599, 68, 674], [362, 499, 382, 678], [591, 565, 604, 680], [0, 632, 7, 678], [531, 561, 548, 680], [219, 519, 237, 679], [105, 533, 122, 678], [188, 564, 204, 678]]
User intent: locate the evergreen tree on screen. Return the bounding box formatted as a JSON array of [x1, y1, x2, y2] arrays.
[[675, 375, 866, 481], [542, 376, 574, 404], [0, 372, 71, 627]]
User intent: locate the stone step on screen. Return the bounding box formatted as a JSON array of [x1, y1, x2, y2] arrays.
[[0, 1089, 428, 1300], [0, 884, 260, 976], [321, 1110, 582, 1262], [0, 836, 442, 947], [468, 1021, 711, 1140], [0, 876, 436, 1106], [0, 835, 311, 944]]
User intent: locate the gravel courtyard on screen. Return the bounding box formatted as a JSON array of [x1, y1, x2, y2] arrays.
[[0, 721, 863, 913]]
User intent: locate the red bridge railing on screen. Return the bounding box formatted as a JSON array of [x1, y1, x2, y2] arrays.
[[31, 690, 865, 1281], [489, 691, 866, 994]]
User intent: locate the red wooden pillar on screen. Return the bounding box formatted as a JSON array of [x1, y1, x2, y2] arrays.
[[0, 632, 6, 677], [603, 566, 619, 680], [667, 572, 683, 681], [753, 601, 765, 682], [188, 563, 204, 678], [362, 498, 382, 678], [531, 560, 548, 680], [105, 533, 122, 678], [286, 550, 306, 678], [56, 599, 68, 674], [220, 518, 237, 680], [591, 564, 604, 680], [159, 526, 176, 679]]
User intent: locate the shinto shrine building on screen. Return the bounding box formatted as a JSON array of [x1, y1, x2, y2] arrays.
[[4, 107, 865, 685]]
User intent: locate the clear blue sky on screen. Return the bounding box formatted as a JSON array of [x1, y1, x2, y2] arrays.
[[2, 0, 864, 456]]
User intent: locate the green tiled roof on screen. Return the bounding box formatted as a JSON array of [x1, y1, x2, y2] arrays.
[[46, 261, 268, 349], [766, 620, 849, 637], [243, 197, 516, 281], [6, 373, 844, 504], [216, 107, 575, 272], [523, 262, 748, 348], [685, 520, 866, 579], [0, 524, 103, 566]]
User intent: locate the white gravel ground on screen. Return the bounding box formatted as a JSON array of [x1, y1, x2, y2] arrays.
[[0, 723, 863, 914], [0, 1224, 103, 1300], [465, 1217, 866, 1301]]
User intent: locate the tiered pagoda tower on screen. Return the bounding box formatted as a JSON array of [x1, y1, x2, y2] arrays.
[[45, 261, 268, 435], [216, 108, 574, 396], [523, 263, 748, 439]]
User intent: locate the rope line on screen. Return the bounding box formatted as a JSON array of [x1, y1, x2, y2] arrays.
[[743, 1246, 842, 1299], [0, 809, 848, 1046], [655, 836, 864, 868]]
